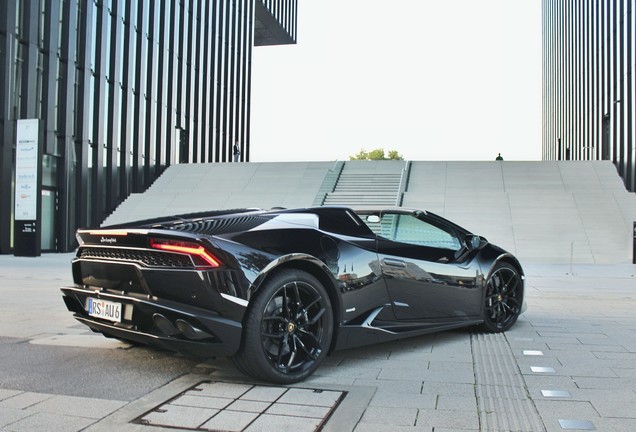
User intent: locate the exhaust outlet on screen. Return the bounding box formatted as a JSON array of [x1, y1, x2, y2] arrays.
[[152, 314, 180, 336], [175, 319, 213, 340]]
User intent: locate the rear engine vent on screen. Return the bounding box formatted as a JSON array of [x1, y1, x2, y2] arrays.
[[79, 247, 194, 268]]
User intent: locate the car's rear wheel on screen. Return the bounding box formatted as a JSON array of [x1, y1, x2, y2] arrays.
[[482, 263, 523, 332], [232, 269, 333, 384]]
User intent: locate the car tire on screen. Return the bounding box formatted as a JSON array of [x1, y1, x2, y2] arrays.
[[482, 263, 523, 333], [232, 269, 333, 384]]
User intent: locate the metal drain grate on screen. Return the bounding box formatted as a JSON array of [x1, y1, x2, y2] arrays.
[[133, 381, 346, 432]]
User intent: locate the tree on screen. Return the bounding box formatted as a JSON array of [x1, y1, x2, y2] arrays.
[[349, 148, 404, 161]]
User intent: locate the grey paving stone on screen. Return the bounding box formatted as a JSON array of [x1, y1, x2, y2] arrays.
[[340, 346, 393, 360], [3, 412, 95, 432], [0, 407, 32, 428], [593, 417, 636, 432], [353, 424, 434, 432], [590, 399, 636, 418], [572, 376, 636, 389], [386, 350, 435, 361], [514, 356, 560, 368], [424, 366, 475, 384], [141, 403, 217, 428], [556, 366, 618, 378], [547, 342, 627, 352], [266, 402, 330, 419], [277, 388, 342, 407], [369, 392, 436, 409], [244, 413, 321, 432], [612, 368, 636, 378], [304, 375, 357, 386], [239, 385, 287, 402], [433, 428, 479, 432], [582, 339, 626, 350], [430, 342, 473, 357], [537, 336, 582, 345], [193, 381, 253, 399], [565, 388, 636, 402], [0, 392, 54, 410], [23, 395, 126, 419], [171, 393, 233, 409], [200, 410, 259, 431], [312, 365, 381, 380], [420, 382, 475, 398], [523, 374, 581, 390], [537, 331, 608, 339], [533, 400, 600, 420], [353, 378, 422, 394], [549, 350, 599, 364], [592, 351, 636, 360], [0, 390, 22, 402], [436, 395, 478, 411], [376, 367, 431, 382], [339, 358, 430, 370], [360, 406, 418, 426], [415, 408, 479, 430], [226, 399, 271, 413], [392, 350, 472, 362], [427, 361, 475, 376]]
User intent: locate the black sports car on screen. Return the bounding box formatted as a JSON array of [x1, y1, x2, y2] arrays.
[[61, 206, 525, 383]]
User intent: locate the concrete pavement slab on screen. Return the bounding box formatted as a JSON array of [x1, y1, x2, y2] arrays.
[[200, 410, 259, 431], [3, 253, 636, 431], [1, 411, 96, 432], [23, 394, 126, 419]]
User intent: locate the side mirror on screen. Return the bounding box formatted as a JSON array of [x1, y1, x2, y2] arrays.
[[366, 215, 380, 223], [465, 234, 482, 250]]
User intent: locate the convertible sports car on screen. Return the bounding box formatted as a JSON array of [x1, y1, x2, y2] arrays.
[[61, 206, 525, 383]]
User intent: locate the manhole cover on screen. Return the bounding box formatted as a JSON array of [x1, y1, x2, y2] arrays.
[[133, 380, 346, 432]]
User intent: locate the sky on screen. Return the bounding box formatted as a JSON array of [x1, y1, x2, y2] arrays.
[[250, 0, 542, 162]]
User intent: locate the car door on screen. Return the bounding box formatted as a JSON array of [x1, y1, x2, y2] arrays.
[[374, 211, 481, 321]]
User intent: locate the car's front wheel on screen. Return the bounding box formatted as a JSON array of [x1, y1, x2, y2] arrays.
[[482, 263, 523, 332], [232, 269, 333, 384]]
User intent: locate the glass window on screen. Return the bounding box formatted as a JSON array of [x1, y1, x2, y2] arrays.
[[42, 154, 58, 187], [16, 1, 23, 36], [378, 213, 461, 251]]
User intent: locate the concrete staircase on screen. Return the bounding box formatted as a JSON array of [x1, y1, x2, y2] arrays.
[[401, 161, 636, 264], [321, 160, 409, 206], [102, 162, 336, 226], [102, 159, 636, 264]]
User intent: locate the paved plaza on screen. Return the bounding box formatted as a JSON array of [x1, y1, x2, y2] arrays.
[[0, 254, 635, 431]]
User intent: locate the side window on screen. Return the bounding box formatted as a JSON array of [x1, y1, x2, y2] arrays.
[[379, 213, 461, 250]]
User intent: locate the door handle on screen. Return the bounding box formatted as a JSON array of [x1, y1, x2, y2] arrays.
[[382, 258, 407, 268]]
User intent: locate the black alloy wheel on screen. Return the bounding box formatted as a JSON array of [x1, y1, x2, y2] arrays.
[[232, 269, 333, 384], [482, 263, 523, 332]]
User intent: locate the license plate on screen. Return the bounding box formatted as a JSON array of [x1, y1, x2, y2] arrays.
[[86, 298, 123, 323]]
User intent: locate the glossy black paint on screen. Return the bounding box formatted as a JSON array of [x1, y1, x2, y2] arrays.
[[61, 206, 524, 360]]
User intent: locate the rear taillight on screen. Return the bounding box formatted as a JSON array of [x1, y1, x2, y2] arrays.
[[149, 238, 221, 268]]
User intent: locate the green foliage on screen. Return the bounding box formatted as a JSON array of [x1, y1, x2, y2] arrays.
[[349, 148, 404, 161]]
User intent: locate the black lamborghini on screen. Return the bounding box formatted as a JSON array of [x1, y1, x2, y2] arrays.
[[61, 206, 525, 383]]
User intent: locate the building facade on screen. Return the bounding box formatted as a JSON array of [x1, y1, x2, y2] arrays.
[[0, 0, 297, 254], [542, 0, 634, 192]]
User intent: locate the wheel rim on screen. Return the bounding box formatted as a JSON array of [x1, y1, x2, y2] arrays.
[[260, 281, 328, 374], [485, 267, 522, 330]]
